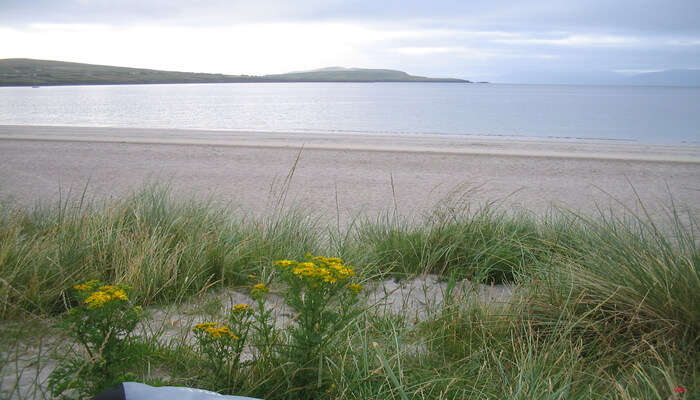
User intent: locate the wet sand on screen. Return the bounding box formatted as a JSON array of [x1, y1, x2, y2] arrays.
[[0, 125, 698, 221]]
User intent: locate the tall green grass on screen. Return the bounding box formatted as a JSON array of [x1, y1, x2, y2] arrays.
[[1, 185, 697, 399], [0, 186, 322, 318], [528, 206, 699, 360], [351, 206, 552, 283]]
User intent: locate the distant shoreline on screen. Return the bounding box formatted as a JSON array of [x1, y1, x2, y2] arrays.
[[0, 80, 474, 87], [0, 58, 470, 86], [1, 124, 698, 163]]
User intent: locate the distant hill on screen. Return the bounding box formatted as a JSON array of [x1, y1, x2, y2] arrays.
[[624, 69, 700, 87], [265, 66, 468, 82], [0, 58, 259, 86], [0, 59, 469, 86], [496, 68, 700, 86]]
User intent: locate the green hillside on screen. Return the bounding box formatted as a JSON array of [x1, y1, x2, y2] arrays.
[[0, 59, 469, 86], [0, 58, 258, 86], [264, 66, 468, 82]]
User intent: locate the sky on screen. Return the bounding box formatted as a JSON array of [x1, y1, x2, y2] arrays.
[[1, 0, 699, 83]]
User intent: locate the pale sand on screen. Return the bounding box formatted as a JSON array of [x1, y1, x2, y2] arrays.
[[2, 274, 511, 398], [0, 125, 698, 221]]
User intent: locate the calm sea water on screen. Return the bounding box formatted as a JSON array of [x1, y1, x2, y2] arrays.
[[0, 83, 698, 144]]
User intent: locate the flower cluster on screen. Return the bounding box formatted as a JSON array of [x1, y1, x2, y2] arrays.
[[73, 280, 99, 291], [232, 304, 250, 312], [194, 322, 239, 339], [73, 281, 129, 309], [50, 280, 141, 398], [251, 283, 268, 295], [271, 254, 364, 395], [347, 283, 364, 294], [274, 254, 357, 286]]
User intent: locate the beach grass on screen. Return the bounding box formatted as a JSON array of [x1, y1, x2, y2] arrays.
[[0, 185, 697, 399], [0, 185, 322, 318]]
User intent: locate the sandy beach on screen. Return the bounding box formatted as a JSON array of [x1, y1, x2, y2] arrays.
[[1, 125, 698, 221]]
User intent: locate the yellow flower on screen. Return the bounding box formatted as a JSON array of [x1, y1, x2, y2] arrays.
[[291, 266, 315, 276], [279, 255, 355, 285], [251, 283, 268, 294], [205, 326, 225, 338], [84, 291, 111, 308], [111, 289, 128, 301], [233, 304, 250, 312], [194, 322, 218, 329], [314, 256, 343, 264], [73, 280, 100, 291], [76, 281, 129, 308], [296, 262, 316, 268], [291, 265, 334, 283], [196, 323, 240, 339], [328, 262, 354, 278], [348, 284, 364, 294]]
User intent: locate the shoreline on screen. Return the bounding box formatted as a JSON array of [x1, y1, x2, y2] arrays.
[[1, 124, 698, 222], [1, 124, 699, 163]]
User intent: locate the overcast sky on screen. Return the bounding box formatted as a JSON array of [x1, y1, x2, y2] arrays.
[[1, 0, 699, 83]]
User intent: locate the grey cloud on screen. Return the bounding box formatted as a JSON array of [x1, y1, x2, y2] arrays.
[[1, 0, 698, 84], [309, 0, 700, 36], [2, 0, 699, 34]]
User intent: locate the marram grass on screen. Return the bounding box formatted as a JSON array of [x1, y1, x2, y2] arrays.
[[0, 185, 697, 399], [0, 186, 322, 318]]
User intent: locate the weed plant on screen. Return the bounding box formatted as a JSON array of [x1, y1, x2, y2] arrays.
[[271, 255, 364, 398], [47, 281, 142, 398]]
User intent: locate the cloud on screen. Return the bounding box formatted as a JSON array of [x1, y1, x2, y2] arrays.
[[494, 34, 640, 47], [493, 33, 700, 48], [1, 0, 699, 83], [613, 69, 665, 74], [394, 47, 465, 56], [1, 22, 430, 74], [2, 0, 699, 34]]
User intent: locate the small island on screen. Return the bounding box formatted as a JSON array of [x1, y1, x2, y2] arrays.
[[0, 59, 470, 86]]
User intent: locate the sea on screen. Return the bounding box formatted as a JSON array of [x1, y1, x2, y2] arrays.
[[0, 82, 698, 145]]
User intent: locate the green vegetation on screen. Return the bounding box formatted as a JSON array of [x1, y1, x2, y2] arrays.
[[47, 281, 142, 397], [0, 58, 259, 86], [0, 59, 469, 86], [263, 67, 468, 82], [0, 186, 696, 399]]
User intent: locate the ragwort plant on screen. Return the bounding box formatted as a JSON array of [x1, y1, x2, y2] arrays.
[[273, 254, 364, 398], [247, 282, 280, 371], [192, 303, 252, 392], [48, 280, 143, 398]]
